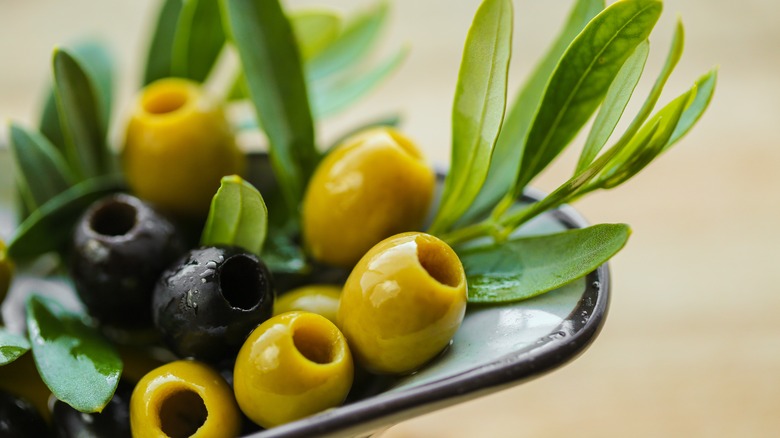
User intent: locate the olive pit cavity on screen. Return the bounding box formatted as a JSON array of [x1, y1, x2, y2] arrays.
[[416, 236, 461, 288], [219, 255, 262, 310], [143, 88, 188, 115], [158, 389, 207, 438], [90, 201, 137, 237], [293, 322, 336, 364]]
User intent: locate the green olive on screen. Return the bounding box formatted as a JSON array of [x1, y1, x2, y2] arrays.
[[302, 127, 435, 268], [130, 360, 241, 438], [338, 232, 467, 374], [273, 284, 341, 324], [0, 238, 13, 305], [233, 311, 353, 428], [122, 78, 245, 217]]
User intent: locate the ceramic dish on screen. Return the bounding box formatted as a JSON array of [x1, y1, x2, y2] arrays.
[[0, 149, 609, 437]]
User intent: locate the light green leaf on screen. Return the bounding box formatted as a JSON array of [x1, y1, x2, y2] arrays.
[[307, 1, 388, 81], [462, 0, 604, 224], [428, 0, 513, 234], [27, 295, 121, 413], [173, 0, 225, 82], [222, 0, 319, 216], [461, 223, 630, 303], [143, 0, 183, 85], [7, 175, 125, 260], [576, 40, 649, 172], [291, 10, 342, 61], [53, 48, 113, 180], [666, 68, 717, 149], [0, 329, 30, 366], [201, 175, 268, 256], [311, 45, 408, 118], [512, 0, 662, 195], [9, 124, 76, 209]]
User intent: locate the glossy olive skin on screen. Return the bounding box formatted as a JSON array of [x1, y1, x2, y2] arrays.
[[274, 284, 341, 324], [123, 78, 245, 216], [130, 360, 240, 438], [153, 246, 274, 362], [0, 390, 50, 437], [234, 311, 353, 428], [0, 239, 12, 305], [338, 232, 467, 374], [70, 194, 184, 329], [52, 380, 133, 438], [302, 127, 435, 268]]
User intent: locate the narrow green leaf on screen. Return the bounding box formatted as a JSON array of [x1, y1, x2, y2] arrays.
[[291, 10, 342, 61], [143, 0, 183, 85], [261, 186, 309, 274], [513, 0, 662, 195], [463, 0, 604, 223], [26, 295, 121, 413], [201, 175, 268, 256], [576, 40, 649, 172], [428, 0, 513, 234], [0, 329, 30, 366], [666, 68, 718, 148], [53, 48, 112, 179], [9, 124, 75, 208], [222, 0, 319, 215], [307, 1, 388, 81], [461, 224, 630, 303], [173, 0, 225, 82], [311, 45, 408, 118], [39, 90, 66, 153], [7, 175, 125, 260]]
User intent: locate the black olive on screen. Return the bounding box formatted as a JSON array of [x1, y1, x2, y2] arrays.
[[70, 194, 185, 328], [51, 380, 133, 438], [152, 246, 274, 362], [0, 390, 50, 438]]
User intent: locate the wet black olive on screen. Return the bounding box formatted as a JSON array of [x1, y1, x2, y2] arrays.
[[70, 194, 185, 328], [51, 380, 133, 438], [152, 246, 274, 362], [0, 390, 50, 438]]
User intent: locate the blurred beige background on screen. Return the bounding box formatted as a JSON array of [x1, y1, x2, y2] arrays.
[[2, 0, 779, 436]]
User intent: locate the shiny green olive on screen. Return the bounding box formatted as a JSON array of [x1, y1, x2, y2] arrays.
[[0, 238, 12, 305], [70, 194, 185, 329], [0, 389, 50, 437], [51, 380, 133, 438], [152, 246, 275, 362], [130, 360, 240, 438], [122, 78, 245, 217], [338, 232, 467, 374], [233, 311, 353, 428], [302, 127, 435, 268], [274, 284, 341, 324]]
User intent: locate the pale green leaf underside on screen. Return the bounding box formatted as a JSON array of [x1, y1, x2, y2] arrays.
[[201, 175, 268, 256], [291, 10, 342, 61], [0, 329, 30, 366], [461, 223, 630, 303]]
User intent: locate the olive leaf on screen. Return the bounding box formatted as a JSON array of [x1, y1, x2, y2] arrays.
[[9, 124, 76, 209], [461, 224, 630, 303], [462, 0, 604, 224], [428, 0, 513, 234], [292, 9, 342, 61], [576, 40, 649, 172], [26, 295, 121, 413], [172, 0, 226, 82], [307, 1, 389, 82], [7, 175, 125, 260], [666, 68, 718, 149], [143, 0, 184, 85], [0, 329, 30, 366], [53, 48, 113, 180], [222, 0, 319, 216], [310, 45, 408, 118], [510, 0, 662, 197], [201, 175, 268, 256]]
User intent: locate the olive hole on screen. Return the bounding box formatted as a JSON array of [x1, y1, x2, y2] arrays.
[[90, 201, 137, 237], [143, 88, 189, 115], [158, 389, 207, 438], [387, 130, 422, 160], [416, 235, 461, 288], [293, 323, 337, 365], [219, 255, 262, 310]]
